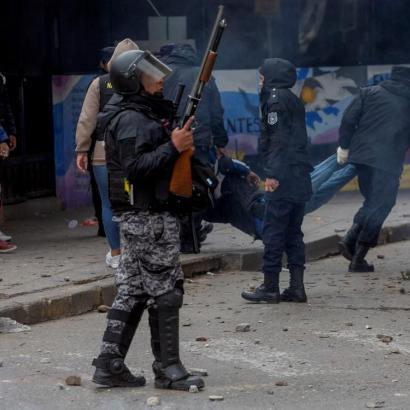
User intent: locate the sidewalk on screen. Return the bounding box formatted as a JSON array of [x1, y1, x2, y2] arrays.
[[1, 191, 410, 323]]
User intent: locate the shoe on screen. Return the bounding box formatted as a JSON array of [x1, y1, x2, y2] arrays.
[[241, 283, 280, 303], [92, 356, 146, 387], [106, 251, 121, 269], [349, 244, 374, 272], [281, 268, 307, 302], [0, 240, 17, 253], [198, 222, 214, 243], [153, 361, 205, 391], [338, 224, 361, 261], [0, 229, 12, 242], [280, 287, 307, 303]]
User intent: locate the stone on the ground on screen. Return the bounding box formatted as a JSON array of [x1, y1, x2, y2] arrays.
[[147, 396, 161, 406], [366, 401, 385, 408], [235, 323, 251, 332], [40, 358, 51, 364], [0, 317, 31, 334], [377, 334, 393, 344], [189, 368, 208, 377], [344, 322, 353, 326], [97, 305, 110, 313], [189, 385, 199, 393], [57, 383, 65, 390], [196, 336, 208, 342], [209, 395, 224, 401], [65, 376, 82, 386], [275, 381, 288, 387]]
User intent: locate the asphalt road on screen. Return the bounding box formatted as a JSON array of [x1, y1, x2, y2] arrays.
[[1, 241, 410, 410]]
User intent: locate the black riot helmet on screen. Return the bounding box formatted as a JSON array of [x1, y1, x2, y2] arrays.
[[110, 49, 172, 95]]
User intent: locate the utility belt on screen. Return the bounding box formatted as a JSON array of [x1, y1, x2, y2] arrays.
[[108, 160, 218, 214]]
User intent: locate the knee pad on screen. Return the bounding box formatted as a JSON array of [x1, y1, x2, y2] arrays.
[[155, 288, 183, 309]]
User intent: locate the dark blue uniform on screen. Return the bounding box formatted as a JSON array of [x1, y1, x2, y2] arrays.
[[242, 58, 312, 304], [338, 66, 410, 272]]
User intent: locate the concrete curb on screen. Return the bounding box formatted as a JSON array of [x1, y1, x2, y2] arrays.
[[2, 223, 410, 325]]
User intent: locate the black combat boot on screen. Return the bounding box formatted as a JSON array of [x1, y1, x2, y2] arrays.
[[241, 275, 280, 303], [281, 268, 307, 303], [92, 301, 147, 387], [338, 224, 361, 261], [349, 244, 374, 272], [150, 290, 205, 391], [92, 355, 146, 387]]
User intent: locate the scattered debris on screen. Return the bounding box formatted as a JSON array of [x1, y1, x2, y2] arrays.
[[282, 327, 289, 332], [147, 396, 161, 406], [267, 390, 275, 395], [209, 395, 224, 401], [377, 255, 385, 259], [275, 381, 288, 387], [97, 305, 110, 313], [0, 361, 3, 367], [400, 270, 410, 281], [182, 322, 192, 327], [40, 358, 51, 364], [65, 376, 82, 386], [189, 385, 199, 393], [67, 220, 78, 229], [57, 383, 65, 390], [206, 272, 215, 276], [196, 336, 208, 342], [189, 368, 208, 377], [334, 228, 346, 233], [399, 288, 406, 294], [254, 339, 261, 345], [365, 325, 372, 330], [365, 401, 385, 409], [345, 322, 354, 327], [41, 274, 52, 278], [377, 334, 393, 344], [235, 323, 251, 332], [64, 277, 70, 282], [0, 318, 31, 334]]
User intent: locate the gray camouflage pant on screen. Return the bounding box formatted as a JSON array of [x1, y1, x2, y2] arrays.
[[100, 211, 183, 356]]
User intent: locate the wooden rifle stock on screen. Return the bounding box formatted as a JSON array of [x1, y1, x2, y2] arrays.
[[169, 5, 227, 199]]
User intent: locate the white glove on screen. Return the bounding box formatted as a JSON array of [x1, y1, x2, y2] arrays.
[[337, 147, 349, 165]]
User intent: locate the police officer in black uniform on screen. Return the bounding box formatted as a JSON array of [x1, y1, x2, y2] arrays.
[[242, 58, 313, 304], [337, 66, 410, 272], [91, 49, 204, 391]]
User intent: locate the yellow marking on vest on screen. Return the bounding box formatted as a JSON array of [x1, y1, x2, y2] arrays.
[[107, 82, 113, 89]]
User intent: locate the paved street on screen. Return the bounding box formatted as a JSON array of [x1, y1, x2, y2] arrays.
[[1, 240, 410, 410]]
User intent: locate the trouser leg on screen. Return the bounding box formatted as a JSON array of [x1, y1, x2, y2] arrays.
[[281, 203, 308, 303]]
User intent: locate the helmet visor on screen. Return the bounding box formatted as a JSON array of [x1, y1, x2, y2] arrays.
[[127, 51, 172, 81]]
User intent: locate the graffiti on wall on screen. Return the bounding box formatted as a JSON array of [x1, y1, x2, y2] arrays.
[[52, 65, 395, 208]]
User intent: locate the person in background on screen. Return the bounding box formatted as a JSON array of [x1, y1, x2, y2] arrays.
[[159, 43, 228, 253], [0, 72, 17, 249], [75, 39, 139, 269], [242, 58, 313, 304], [0, 124, 17, 252], [337, 66, 410, 272]]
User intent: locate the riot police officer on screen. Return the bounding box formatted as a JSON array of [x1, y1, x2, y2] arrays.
[[91, 49, 204, 391], [241, 58, 313, 304]]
